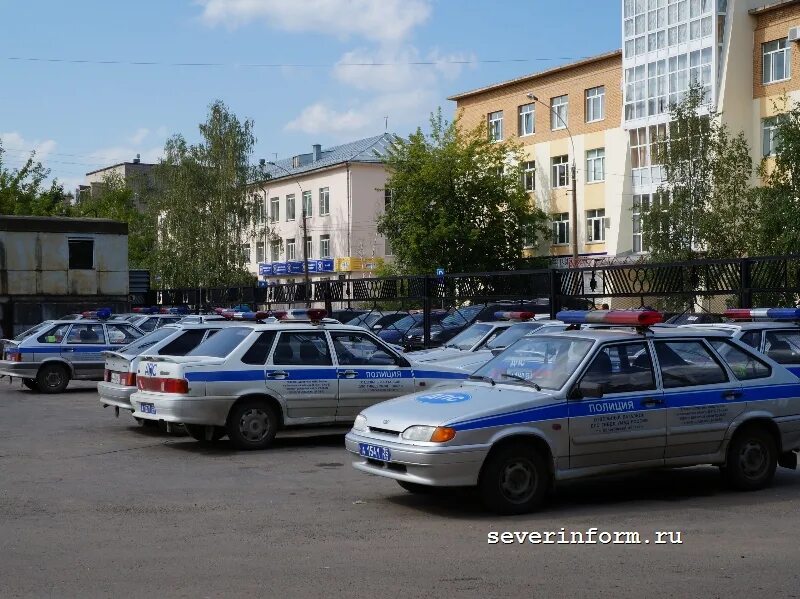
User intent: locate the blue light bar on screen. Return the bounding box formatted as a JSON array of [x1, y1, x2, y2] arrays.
[[725, 308, 800, 321], [81, 308, 112, 320], [556, 309, 663, 326]]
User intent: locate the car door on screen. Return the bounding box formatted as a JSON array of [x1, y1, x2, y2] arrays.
[[568, 341, 666, 470], [329, 331, 415, 421], [763, 328, 800, 376], [265, 330, 338, 420], [654, 339, 744, 459], [62, 323, 108, 377]]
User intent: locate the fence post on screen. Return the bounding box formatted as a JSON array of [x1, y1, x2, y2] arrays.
[[423, 275, 432, 348], [549, 268, 561, 319], [740, 259, 752, 309]]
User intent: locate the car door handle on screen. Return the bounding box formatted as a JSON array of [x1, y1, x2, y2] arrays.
[[723, 390, 743, 400], [339, 370, 358, 379], [267, 371, 288, 379], [641, 397, 664, 407], [62, 348, 74, 352]]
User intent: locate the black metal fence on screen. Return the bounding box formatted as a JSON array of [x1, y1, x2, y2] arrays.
[[152, 254, 800, 347]]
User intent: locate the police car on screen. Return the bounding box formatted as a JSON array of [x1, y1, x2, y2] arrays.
[[128, 309, 468, 450], [682, 308, 800, 375], [345, 309, 800, 514], [0, 310, 143, 393], [128, 307, 186, 332], [98, 320, 252, 419]]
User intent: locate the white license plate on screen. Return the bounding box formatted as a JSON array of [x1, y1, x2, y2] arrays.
[[359, 443, 391, 462], [110, 372, 121, 385], [140, 403, 156, 415]]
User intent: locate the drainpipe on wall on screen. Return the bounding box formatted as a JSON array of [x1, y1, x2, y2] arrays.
[[346, 162, 351, 257]]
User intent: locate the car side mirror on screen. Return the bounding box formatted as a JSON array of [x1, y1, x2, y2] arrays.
[[373, 325, 383, 331], [577, 381, 604, 398]]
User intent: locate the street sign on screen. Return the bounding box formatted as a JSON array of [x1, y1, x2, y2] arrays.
[[436, 267, 445, 278]]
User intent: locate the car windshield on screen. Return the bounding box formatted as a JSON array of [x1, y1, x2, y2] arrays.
[[474, 335, 594, 391], [485, 322, 544, 350], [119, 327, 176, 356], [444, 323, 494, 350], [441, 305, 483, 328], [186, 326, 252, 358], [348, 312, 384, 327], [387, 314, 421, 331]]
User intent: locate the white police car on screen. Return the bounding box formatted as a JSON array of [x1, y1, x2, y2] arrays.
[[345, 309, 800, 514], [128, 309, 468, 449], [129, 307, 185, 332], [0, 310, 143, 393]]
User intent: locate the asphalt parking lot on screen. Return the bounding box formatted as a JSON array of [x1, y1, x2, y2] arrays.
[[2, 382, 800, 598]]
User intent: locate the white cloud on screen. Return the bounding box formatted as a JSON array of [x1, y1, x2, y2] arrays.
[[197, 0, 431, 42], [285, 103, 373, 134], [0, 131, 57, 161], [128, 127, 150, 145]]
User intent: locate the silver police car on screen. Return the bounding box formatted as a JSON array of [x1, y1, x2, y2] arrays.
[[345, 310, 800, 514]]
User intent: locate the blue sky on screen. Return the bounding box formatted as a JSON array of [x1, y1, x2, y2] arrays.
[[0, 0, 621, 192]]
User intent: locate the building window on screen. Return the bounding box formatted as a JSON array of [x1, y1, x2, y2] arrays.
[[632, 194, 651, 253], [551, 213, 570, 246], [586, 209, 606, 243], [384, 188, 393, 210], [68, 238, 94, 269], [319, 187, 330, 216], [488, 111, 503, 141], [762, 116, 782, 157], [286, 194, 296, 221], [522, 161, 535, 191], [586, 148, 605, 183], [254, 195, 266, 224], [763, 39, 791, 84], [286, 238, 296, 261], [551, 155, 570, 188], [255, 241, 265, 263], [320, 234, 331, 258], [585, 86, 605, 122], [302, 190, 312, 218], [550, 95, 568, 130], [242, 243, 251, 263], [518, 103, 535, 136], [270, 240, 281, 262], [305, 236, 313, 259], [270, 197, 279, 222]]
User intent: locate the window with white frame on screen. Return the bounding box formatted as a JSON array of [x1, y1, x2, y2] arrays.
[[763, 39, 791, 84], [255, 241, 265, 263], [302, 190, 312, 218], [762, 116, 782, 157], [586, 209, 606, 243], [586, 148, 605, 183], [632, 194, 650, 253], [305, 236, 313, 259], [550, 95, 568, 130], [518, 103, 535, 136], [270, 240, 281, 262], [286, 194, 295, 221], [551, 155, 570, 188], [522, 161, 535, 191], [320, 234, 331, 258], [270, 197, 280, 222], [585, 86, 605, 122], [488, 111, 503, 141], [552, 212, 570, 245], [319, 187, 330, 215], [286, 238, 296, 261], [242, 243, 251, 263]]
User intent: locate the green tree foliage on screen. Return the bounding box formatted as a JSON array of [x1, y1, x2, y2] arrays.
[[644, 84, 756, 260], [378, 110, 549, 274], [0, 142, 73, 216], [153, 101, 268, 288]]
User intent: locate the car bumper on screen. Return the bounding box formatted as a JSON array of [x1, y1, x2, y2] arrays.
[[97, 381, 136, 410], [344, 431, 488, 487], [0, 362, 39, 379], [130, 393, 235, 426]]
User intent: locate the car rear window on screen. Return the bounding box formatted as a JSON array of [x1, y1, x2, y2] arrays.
[[187, 327, 252, 358], [441, 305, 482, 327], [158, 329, 208, 356], [120, 328, 176, 355]]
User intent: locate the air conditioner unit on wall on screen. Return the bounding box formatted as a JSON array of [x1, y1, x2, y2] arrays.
[[789, 26, 800, 43]]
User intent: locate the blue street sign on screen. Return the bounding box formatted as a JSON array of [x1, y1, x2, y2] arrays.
[[436, 267, 445, 278]]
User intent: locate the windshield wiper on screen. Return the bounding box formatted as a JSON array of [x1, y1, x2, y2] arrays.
[[468, 374, 495, 386], [499, 373, 541, 391]]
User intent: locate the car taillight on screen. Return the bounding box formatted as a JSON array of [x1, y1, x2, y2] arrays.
[[6, 352, 22, 362], [124, 372, 136, 387], [137, 376, 188, 394], [104, 369, 111, 382]]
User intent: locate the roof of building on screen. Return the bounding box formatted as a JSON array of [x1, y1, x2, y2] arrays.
[[259, 133, 394, 183], [0, 215, 128, 235], [750, 0, 800, 14], [447, 49, 622, 102], [85, 161, 155, 176]]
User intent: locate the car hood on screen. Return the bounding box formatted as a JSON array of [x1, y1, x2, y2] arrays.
[[406, 347, 464, 362], [433, 350, 494, 372], [358, 382, 559, 433]]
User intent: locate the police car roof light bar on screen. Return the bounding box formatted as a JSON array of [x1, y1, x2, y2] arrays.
[[132, 306, 159, 314], [494, 311, 534, 321], [231, 311, 270, 321], [81, 308, 113, 320], [555, 309, 664, 326], [283, 308, 328, 323], [724, 307, 800, 321]]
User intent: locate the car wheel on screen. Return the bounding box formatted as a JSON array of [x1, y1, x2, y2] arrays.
[[226, 400, 278, 450], [184, 424, 225, 442], [397, 480, 435, 494], [722, 425, 777, 491], [21, 378, 39, 392], [36, 363, 69, 394], [479, 442, 550, 515]]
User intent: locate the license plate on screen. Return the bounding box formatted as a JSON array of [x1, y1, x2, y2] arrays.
[[359, 443, 391, 462], [140, 403, 156, 415], [110, 372, 121, 385]]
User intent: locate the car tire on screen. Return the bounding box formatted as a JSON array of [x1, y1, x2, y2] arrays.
[[21, 378, 39, 392], [722, 425, 777, 491], [478, 442, 550, 515], [36, 363, 70, 394], [184, 424, 225, 442], [226, 400, 278, 450], [397, 480, 435, 494]]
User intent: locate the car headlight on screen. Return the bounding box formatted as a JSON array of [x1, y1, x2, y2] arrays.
[[430, 331, 441, 339], [352, 414, 367, 432], [401, 425, 456, 442]]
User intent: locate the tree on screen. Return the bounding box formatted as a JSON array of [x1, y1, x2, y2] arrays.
[[152, 101, 268, 288], [644, 84, 756, 260], [0, 142, 73, 216], [378, 109, 549, 274]]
